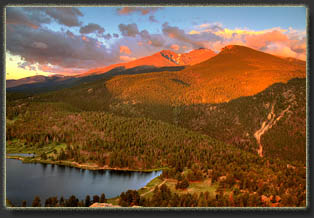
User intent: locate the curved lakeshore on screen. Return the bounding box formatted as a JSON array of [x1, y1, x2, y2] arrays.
[[6, 154, 167, 172], [6, 157, 163, 206]]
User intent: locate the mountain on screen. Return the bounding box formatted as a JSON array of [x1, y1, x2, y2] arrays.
[[24, 45, 305, 113], [7, 96, 306, 207], [77, 48, 216, 77], [6, 48, 216, 92], [6, 45, 306, 162], [6, 45, 306, 207], [176, 78, 306, 164], [154, 48, 217, 66], [104, 45, 306, 105], [7, 75, 52, 88], [6, 74, 79, 93], [177, 48, 217, 65]]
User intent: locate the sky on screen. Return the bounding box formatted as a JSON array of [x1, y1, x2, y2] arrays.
[[5, 6, 307, 80]]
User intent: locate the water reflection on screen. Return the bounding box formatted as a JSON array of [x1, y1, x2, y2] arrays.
[[6, 153, 36, 157], [6, 159, 162, 206]]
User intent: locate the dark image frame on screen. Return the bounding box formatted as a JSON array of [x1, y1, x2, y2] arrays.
[[0, 0, 312, 217]]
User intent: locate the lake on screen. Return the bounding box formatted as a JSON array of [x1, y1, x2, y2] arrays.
[[7, 153, 36, 157], [6, 158, 162, 206]]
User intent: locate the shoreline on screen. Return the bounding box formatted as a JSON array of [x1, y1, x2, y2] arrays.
[[6, 154, 165, 207], [6, 155, 166, 173]]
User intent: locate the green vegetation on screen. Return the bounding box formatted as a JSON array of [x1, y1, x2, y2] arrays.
[[176, 78, 306, 164], [6, 53, 306, 208]]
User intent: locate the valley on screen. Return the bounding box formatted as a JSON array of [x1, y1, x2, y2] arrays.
[[6, 45, 307, 208]]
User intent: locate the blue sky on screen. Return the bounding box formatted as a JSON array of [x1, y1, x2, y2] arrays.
[[6, 6, 306, 79], [77, 6, 306, 33]]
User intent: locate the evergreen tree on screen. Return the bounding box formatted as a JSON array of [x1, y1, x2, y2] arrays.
[[93, 195, 100, 203], [85, 195, 91, 207], [32, 196, 41, 207], [67, 195, 78, 207], [59, 196, 65, 207], [100, 193, 107, 203]]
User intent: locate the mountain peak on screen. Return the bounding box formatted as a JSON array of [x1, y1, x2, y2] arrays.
[[220, 45, 250, 54], [76, 48, 216, 78], [159, 49, 177, 55], [218, 44, 283, 61], [158, 50, 180, 64]]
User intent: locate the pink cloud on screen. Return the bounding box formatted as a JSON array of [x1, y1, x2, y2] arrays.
[[39, 64, 54, 72], [245, 30, 289, 49], [119, 45, 132, 55], [170, 44, 180, 51], [119, 55, 136, 62], [38, 64, 86, 75], [81, 36, 89, 42], [263, 43, 306, 60], [117, 7, 161, 15], [189, 24, 306, 60]]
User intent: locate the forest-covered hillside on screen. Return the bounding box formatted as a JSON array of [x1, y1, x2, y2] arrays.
[[6, 45, 307, 207], [6, 99, 306, 207]]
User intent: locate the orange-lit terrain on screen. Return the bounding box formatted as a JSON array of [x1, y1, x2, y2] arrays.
[[5, 6, 307, 209], [6, 44, 307, 208], [77, 48, 216, 77], [105, 45, 306, 105]]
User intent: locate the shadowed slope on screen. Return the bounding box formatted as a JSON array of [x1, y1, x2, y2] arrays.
[[7, 48, 216, 92], [177, 78, 306, 163]]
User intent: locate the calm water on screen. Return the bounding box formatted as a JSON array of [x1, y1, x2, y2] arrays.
[[7, 153, 36, 157], [6, 158, 161, 206]]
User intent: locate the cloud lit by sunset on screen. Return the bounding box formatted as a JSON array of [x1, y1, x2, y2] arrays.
[[120, 45, 132, 55], [5, 6, 306, 80]]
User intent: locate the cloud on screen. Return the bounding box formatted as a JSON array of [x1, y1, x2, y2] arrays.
[[118, 23, 165, 47], [81, 36, 89, 42], [6, 7, 48, 29], [170, 44, 180, 51], [118, 23, 139, 37], [120, 45, 131, 54], [103, 33, 112, 40], [262, 43, 305, 60], [187, 22, 306, 60], [194, 23, 223, 32], [119, 55, 136, 62], [18, 61, 36, 71], [162, 22, 218, 49], [149, 15, 158, 23], [66, 30, 75, 39], [117, 7, 161, 15], [213, 27, 306, 60], [289, 38, 306, 54], [40, 7, 83, 27], [6, 25, 120, 74], [110, 36, 164, 62], [140, 30, 165, 47], [38, 64, 55, 72], [6, 7, 83, 28], [38, 64, 85, 75], [244, 30, 289, 49], [6, 8, 307, 77], [188, 30, 200, 35], [80, 23, 105, 34], [32, 42, 48, 49], [80, 23, 110, 40]]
